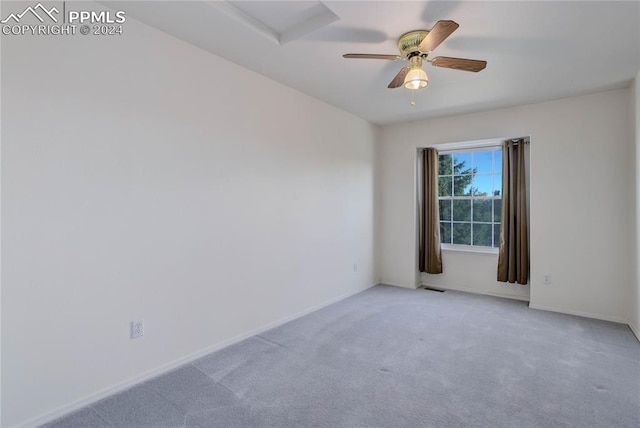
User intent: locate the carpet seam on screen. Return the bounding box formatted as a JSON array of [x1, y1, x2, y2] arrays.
[[255, 334, 286, 348]]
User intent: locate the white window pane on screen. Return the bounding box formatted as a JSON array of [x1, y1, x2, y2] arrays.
[[474, 151, 493, 174], [473, 224, 492, 247], [453, 223, 471, 245], [453, 153, 472, 175], [440, 222, 452, 244], [493, 224, 501, 248], [494, 174, 502, 197], [473, 199, 492, 222], [452, 200, 471, 221], [472, 174, 493, 196], [495, 150, 502, 170], [453, 175, 472, 196], [439, 200, 451, 221], [439, 176, 452, 196], [438, 154, 452, 175], [493, 198, 502, 222]]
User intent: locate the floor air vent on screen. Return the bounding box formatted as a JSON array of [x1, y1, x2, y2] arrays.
[[421, 286, 445, 292]]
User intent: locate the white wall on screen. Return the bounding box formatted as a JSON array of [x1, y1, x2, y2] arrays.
[[378, 89, 632, 322], [0, 7, 377, 427], [632, 73, 640, 338], [423, 251, 530, 301]]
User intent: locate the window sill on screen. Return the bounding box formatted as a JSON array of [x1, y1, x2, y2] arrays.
[[442, 244, 499, 255]]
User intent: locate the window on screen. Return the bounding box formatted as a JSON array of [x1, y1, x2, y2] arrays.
[[438, 148, 502, 248]]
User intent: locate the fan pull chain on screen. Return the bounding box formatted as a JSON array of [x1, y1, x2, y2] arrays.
[[410, 89, 416, 106]]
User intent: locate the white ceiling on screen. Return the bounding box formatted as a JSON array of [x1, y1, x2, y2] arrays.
[[106, 1, 640, 125]]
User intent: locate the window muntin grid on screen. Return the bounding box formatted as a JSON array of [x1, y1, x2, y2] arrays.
[[438, 148, 502, 248]]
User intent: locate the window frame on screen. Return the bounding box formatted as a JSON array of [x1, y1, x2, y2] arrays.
[[437, 145, 502, 254]]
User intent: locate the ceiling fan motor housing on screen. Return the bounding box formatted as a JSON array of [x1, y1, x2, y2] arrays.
[[398, 30, 429, 58]]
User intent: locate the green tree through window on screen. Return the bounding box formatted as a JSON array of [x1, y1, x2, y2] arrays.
[[438, 149, 502, 247]]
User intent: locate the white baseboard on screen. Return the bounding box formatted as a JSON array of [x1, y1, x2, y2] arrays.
[[379, 281, 419, 290], [22, 284, 375, 428], [625, 321, 640, 343], [422, 284, 637, 338], [420, 282, 530, 302], [528, 303, 628, 324]]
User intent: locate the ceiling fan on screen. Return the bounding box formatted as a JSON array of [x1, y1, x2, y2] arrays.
[[343, 20, 487, 90]]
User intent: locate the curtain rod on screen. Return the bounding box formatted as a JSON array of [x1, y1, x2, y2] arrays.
[[508, 137, 530, 145], [420, 136, 530, 152]]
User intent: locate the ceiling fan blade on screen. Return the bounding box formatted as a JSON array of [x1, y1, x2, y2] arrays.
[[430, 56, 487, 72], [418, 20, 459, 52], [388, 67, 410, 88], [343, 53, 402, 60]]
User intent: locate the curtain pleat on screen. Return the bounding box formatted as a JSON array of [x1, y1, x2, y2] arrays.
[[419, 148, 443, 274], [497, 139, 529, 284]]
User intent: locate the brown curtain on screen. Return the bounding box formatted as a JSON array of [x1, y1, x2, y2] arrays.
[[497, 139, 529, 284], [419, 148, 443, 274]]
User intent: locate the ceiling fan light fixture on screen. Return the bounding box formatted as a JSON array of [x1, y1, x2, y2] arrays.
[[404, 68, 428, 89], [404, 56, 428, 89]]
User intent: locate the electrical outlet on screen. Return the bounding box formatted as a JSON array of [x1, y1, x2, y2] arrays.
[[131, 319, 144, 339], [543, 274, 552, 285]]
